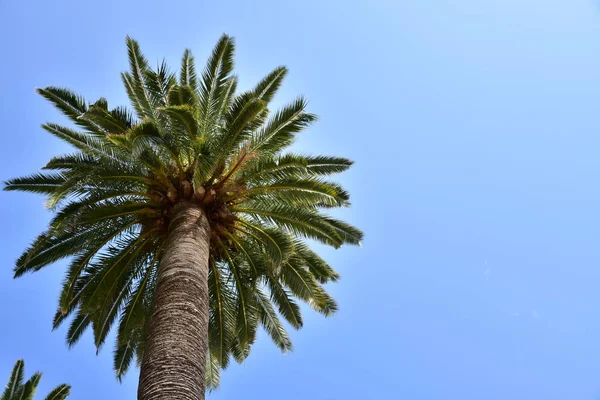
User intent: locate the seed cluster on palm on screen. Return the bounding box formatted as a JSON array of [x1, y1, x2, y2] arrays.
[[5, 34, 362, 393]]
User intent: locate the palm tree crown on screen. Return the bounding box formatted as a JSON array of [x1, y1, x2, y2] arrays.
[[5, 34, 363, 388], [1, 360, 70, 400]]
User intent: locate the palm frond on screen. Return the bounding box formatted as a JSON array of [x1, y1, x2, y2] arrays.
[[43, 385, 70, 400], [255, 289, 292, 352], [160, 105, 198, 139], [114, 334, 137, 382], [1, 360, 25, 400], [252, 66, 288, 104], [122, 37, 156, 121], [233, 221, 293, 267], [211, 94, 267, 163], [180, 49, 197, 89], [41, 123, 121, 163], [17, 372, 41, 400], [4, 173, 66, 195], [281, 257, 338, 316], [243, 154, 354, 182], [65, 309, 91, 347], [293, 242, 340, 283], [14, 227, 106, 278], [42, 153, 98, 171], [1, 361, 69, 400], [233, 203, 344, 247], [265, 275, 303, 329], [244, 177, 351, 208], [248, 97, 316, 154], [222, 248, 259, 354], [144, 59, 176, 108], [79, 100, 129, 134], [208, 259, 235, 368], [36, 87, 96, 132], [198, 34, 235, 134], [205, 349, 221, 392]]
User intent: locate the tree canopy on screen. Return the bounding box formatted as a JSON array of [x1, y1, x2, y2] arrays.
[[5, 35, 363, 389]]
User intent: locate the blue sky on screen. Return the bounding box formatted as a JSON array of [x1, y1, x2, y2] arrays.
[[2, 0, 600, 398]]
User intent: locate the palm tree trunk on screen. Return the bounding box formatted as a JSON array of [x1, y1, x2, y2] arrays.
[[138, 202, 211, 400]]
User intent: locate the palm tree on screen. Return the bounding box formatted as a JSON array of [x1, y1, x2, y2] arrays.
[[5, 35, 362, 400], [1, 360, 70, 400]]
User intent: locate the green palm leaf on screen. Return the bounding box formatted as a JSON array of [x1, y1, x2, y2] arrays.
[[252, 66, 288, 104], [1, 360, 24, 400], [255, 289, 293, 352], [1, 361, 70, 400], [180, 49, 198, 89], [207, 259, 235, 367], [16, 373, 41, 400], [43, 385, 70, 400]]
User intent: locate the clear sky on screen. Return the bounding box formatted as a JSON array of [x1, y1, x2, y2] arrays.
[[2, 0, 600, 398]]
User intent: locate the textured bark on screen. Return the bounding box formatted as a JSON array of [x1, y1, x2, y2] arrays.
[[138, 202, 211, 400]]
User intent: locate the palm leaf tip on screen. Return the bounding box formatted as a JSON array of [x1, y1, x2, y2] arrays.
[[44, 384, 71, 400], [1, 360, 70, 400]]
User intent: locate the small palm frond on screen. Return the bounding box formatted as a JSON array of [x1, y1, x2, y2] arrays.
[[36, 87, 96, 133], [122, 36, 157, 121], [43, 385, 70, 400], [1, 361, 70, 400], [248, 97, 316, 155], [180, 49, 198, 89], [17, 373, 42, 400], [1, 360, 25, 400], [205, 349, 221, 392], [208, 258, 235, 368], [198, 34, 235, 135], [255, 289, 292, 352], [252, 66, 288, 104]]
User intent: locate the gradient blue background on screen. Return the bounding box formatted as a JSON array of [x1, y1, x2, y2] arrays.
[[2, 0, 600, 398]]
